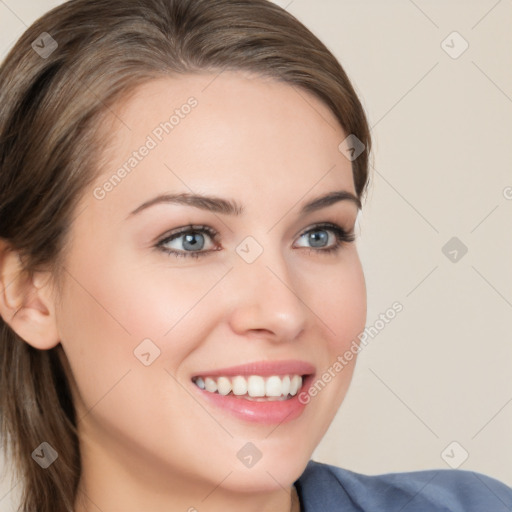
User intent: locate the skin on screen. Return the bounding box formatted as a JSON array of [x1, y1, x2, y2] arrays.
[[0, 71, 367, 512]]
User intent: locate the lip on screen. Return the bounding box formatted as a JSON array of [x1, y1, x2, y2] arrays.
[[190, 360, 316, 424], [191, 359, 316, 378]]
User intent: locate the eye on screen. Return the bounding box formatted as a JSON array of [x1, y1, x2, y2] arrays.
[[156, 224, 219, 259], [156, 222, 355, 259], [294, 223, 356, 255]]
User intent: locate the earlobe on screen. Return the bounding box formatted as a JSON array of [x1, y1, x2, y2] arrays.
[[0, 243, 60, 350]]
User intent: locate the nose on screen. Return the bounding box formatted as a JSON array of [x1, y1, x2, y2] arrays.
[[226, 246, 308, 343]]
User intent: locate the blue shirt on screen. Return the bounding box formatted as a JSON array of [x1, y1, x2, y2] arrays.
[[295, 460, 512, 511]]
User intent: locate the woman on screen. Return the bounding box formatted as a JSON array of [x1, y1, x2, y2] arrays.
[[0, 1, 510, 511]]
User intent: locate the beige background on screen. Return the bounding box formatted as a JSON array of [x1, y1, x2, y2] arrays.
[[1, 0, 511, 509]]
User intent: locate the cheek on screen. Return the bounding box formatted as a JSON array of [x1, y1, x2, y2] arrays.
[[96, 262, 232, 374], [55, 254, 229, 384], [55, 269, 138, 412], [290, 251, 366, 451], [308, 250, 367, 354]]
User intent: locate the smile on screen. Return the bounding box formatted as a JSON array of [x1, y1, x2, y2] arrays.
[[192, 374, 304, 401], [190, 359, 315, 423]]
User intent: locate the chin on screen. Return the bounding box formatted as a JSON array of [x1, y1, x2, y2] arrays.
[[222, 449, 311, 493]]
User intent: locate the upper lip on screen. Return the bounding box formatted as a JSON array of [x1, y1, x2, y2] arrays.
[[192, 359, 316, 378]]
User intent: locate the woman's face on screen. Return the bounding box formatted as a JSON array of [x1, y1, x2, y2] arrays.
[[55, 71, 367, 503]]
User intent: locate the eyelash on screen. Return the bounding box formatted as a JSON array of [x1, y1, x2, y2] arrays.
[[156, 222, 356, 259]]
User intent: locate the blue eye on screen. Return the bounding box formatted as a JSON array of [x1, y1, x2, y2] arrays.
[[295, 223, 356, 256], [156, 222, 355, 259], [157, 224, 219, 259]]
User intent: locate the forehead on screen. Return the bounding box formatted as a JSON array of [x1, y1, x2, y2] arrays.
[[87, 71, 355, 219]]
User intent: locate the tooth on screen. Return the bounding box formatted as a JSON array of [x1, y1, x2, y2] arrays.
[[281, 375, 291, 396], [265, 375, 283, 397], [204, 377, 218, 393], [289, 375, 302, 396], [232, 375, 248, 396], [217, 376, 232, 396], [247, 375, 265, 397], [198, 374, 305, 398]]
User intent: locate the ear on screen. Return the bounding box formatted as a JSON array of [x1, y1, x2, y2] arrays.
[[0, 241, 60, 350]]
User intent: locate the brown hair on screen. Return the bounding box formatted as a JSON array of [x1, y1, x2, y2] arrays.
[[0, 0, 371, 510]]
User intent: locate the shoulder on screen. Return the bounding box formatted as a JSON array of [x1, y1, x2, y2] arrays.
[[295, 459, 512, 512]]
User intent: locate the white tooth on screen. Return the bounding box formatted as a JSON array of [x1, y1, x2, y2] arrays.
[[289, 375, 302, 396], [281, 375, 291, 396], [232, 375, 248, 396], [247, 375, 265, 397], [217, 376, 232, 396], [201, 374, 304, 397], [265, 375, 283, 397], [204, 377, 218, 393]]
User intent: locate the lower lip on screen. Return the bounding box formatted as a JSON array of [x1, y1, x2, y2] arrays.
[[191, 375, 314, 424]]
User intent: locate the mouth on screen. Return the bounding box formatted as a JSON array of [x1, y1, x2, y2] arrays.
[[192, 373, 306, 401], [189, 360, 315, 424]]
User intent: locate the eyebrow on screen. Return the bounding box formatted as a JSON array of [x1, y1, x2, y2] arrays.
[[128, 190, 361, 218]]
